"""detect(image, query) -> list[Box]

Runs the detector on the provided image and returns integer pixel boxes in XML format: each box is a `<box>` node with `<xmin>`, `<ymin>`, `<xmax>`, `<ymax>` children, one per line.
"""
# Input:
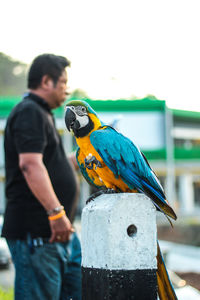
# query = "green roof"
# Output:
<box><xmin>143</xmin><ymin>149</ymin><xmax>166</xmax><ymax>160</ymax></box>
<box><xmin>73</xmin><ymin>98</ymin><xmax>166</xmax><ymax>112</ymax></box>
<box><xmin>174</xmin><ymin>147</ymin><xmax>200</xmax><ymax>160</ymax></box>
<box><xmin>0</xmin><ymin>96</ymin><xmax>21</xmax><ymax>118</ymax></box>
<box><xmin>172</xmin><ymin>108</ymin><xmax>200</xmax><ymax>121</ymax></box>
<box><xmin>0</xmin><ymin>96</ymin><xmax>65</xmax><ymax>118</ymax></box>
<box><xmin>1</xmin><ymin>96</ymin><xmax>200</xmax><ymax>122</ymax></box>
<box><xmin>0</xmin><ymin>97</ymin><xmax>166</xmax><ymax>118</ymax></box>
<box><xmin>144</xmin><ymin>147</ymin><xmax>200</xmax><ymax>161</ymax></box>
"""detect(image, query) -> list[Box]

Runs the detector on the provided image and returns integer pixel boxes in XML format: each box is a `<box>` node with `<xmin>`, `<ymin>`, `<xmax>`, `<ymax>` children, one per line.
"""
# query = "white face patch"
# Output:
<box><xmin>76</xmin><ymin>114</ymin><xmax>89</xmax><ymax>128</ymax></box>
<box><xmin>65</xmin><ymin>106</ymin><xmax>90</xmax><ymax>130</ymax></box>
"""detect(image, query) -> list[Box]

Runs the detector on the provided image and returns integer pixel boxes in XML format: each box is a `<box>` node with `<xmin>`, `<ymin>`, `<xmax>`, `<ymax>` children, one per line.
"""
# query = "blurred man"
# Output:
<box><xmin>2</xmin><ymin>54</ymin><xmax>81</xmax><ymax>300</ymax></box>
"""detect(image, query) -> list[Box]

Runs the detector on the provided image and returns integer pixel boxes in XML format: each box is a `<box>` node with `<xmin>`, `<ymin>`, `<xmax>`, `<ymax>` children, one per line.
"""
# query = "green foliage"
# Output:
<box><xmin>0</xmin><ymin>287</ymin><xmax>14</xmax><ymax>300</ymax></box>
<box><xmin>69</xmin><ymin>88</ymin><xmax>89</xmax><ymax>100</ymax></box>
<box><xmin>0</xmin><ymin>52</ymin><xmax>27</xmax><ymax>96</ymax></box>
<box><xmin>145</xmin><ymin>94</ymin><xmax>158</xmax><ymax>100</ymax></box>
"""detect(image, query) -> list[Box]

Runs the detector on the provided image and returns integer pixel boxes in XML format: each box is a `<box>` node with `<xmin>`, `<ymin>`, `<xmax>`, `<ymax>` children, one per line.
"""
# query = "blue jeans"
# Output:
<box><xmin>7</xmin><ymin>232</ymin><xmax>82</xmax><ymax>300</ymax></box>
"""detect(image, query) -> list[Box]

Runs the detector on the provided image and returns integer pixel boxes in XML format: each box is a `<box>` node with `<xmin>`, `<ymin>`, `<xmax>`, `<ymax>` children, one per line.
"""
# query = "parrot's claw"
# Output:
<box><xmin>86</xmin><ymin>188</ymin><xmax>118</xmax><ymax>204</ymax></box>
<box><xmin>85</xmin><ymin>156</ymin><xmax>103</xmax><ymax>170</ymax></box>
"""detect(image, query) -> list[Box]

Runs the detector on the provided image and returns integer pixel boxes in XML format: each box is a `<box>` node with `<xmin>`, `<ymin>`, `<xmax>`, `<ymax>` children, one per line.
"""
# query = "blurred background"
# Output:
<box><xmin>1</xmin><ymin>0</ymin><xmax>200</xmax><ymax>298</ymax></box>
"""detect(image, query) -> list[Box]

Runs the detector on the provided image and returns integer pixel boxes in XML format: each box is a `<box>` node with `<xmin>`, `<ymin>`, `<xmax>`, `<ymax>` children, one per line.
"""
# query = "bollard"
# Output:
<box><xmin>81</xmin><ymin>193</ymin><xmax>157</xmax><ymax>300</ymax></box>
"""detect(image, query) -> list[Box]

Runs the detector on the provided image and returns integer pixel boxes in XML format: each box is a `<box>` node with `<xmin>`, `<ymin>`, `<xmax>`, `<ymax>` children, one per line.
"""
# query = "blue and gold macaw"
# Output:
<box><xmin>65</xmin><ymin>100</ymin><xmax>177</xmax><ymax>300</ymax></box>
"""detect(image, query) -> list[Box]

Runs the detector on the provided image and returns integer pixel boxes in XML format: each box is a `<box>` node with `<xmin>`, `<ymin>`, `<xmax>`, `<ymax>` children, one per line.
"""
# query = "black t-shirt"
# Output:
<box><xmin>2</xmin><ymin>93</ymin><xmax>78</xmax><ymax>239</ymax></box>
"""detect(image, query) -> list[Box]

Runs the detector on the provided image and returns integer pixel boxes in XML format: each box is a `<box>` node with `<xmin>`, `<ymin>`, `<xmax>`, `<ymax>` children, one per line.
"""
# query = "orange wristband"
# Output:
<box><xmin>48</xmin><ymin>210</ymin><xmax>66</xmax><ymax>221</ymax></box>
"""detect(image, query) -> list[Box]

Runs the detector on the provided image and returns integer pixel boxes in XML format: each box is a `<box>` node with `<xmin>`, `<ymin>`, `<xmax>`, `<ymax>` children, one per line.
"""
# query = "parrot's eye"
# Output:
<box><xmin>81</xmin><ymin>107</ymin><xmax>86</xmax><ymax>113</ymax></box>
<box><xmin>75</xmin><ymin>105</ymin><xmax>87</xmax><ymax>116</ymax></box>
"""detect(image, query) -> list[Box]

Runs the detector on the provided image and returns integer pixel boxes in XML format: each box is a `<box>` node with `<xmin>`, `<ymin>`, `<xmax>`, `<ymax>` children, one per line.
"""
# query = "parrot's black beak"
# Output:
<box><xmin>65</xmin><ymin>108</ymin><xmax>76</xmax><ymax>131</ymax></box>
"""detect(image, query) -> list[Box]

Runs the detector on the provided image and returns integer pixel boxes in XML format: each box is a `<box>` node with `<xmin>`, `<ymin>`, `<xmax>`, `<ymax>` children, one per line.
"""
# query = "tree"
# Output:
<box><xmin>145</xmin><ymin>94</ymin><xmax>158</xmax><ymax>100</ymax></box>
<box><xmin>69</xmin><ymin>88</ymin><xmax>90</xmax><ymax>100</ymax></box>
<box><xmin>0</xmin><ymin>52</ymin><xmax>27</xmax><ymax>96</ymax></box>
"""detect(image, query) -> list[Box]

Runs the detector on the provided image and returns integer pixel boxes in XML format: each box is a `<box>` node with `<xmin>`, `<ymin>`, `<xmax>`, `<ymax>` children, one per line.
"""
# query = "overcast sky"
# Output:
<box><xmin>1</xmin><ymin>0</ymin><xmax>200</xmax><ymax>111</ymax></box>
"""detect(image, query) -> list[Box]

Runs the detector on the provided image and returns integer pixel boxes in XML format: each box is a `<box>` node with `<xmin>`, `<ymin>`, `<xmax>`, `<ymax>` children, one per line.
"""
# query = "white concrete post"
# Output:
<box><xmin>81</xmin><ymin>193</ymin><xmax>157</xmax><ymax>300</ymax></box>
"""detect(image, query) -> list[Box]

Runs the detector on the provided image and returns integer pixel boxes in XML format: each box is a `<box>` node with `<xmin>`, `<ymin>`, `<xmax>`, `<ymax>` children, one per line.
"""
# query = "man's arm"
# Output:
<box><xmin>19</xmin><ymin>153</ymin><xmax>74</xmax><ymax>243</ymax></box>
<box><xmin>68</xmin><ymin>152</ymin><xmax>79</xmax><ymax>170</ymax></box>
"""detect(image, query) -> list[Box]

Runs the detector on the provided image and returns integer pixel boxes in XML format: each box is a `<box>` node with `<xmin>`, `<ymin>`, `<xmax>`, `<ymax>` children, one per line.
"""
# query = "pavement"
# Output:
<box><xmin>0</xmin><ymin>263</ymin><xmax>14</xmax><ymax>289</ymax></box>
<box><xmin>159</xmin><ymin>240</ymin><xmax>200</xmax><ymax>273</ymax></box>
<box><xmin>175</xmin><ymin>285</ymin><xmax>200</xmax><ymax>300</ymax></box>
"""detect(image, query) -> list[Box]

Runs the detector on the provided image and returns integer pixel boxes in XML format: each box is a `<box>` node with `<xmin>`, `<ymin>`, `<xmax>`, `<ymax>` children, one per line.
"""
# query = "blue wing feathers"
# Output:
<box><xmin>90</xmin><ymin>127</ymin><xmax>174</xmax><ymax>217</ymax></box>
<box><xmin>90</xmin><ymin>127</ymin><xmax>164</xmax><ymax>195</ymax></box>
<box><xmin>90</xmin><ymin>126</ymin><xmax>177</xmax><ymax>220</ymax></box>
<box><xmin>98</xmin><ymin>148</ymin><xmax>119</xmax><ymax>177</ymax></box>
<box><xmin>141</xmin><ymin>179</ymin><xmax>166</xmax><ymax>205</ymax></box>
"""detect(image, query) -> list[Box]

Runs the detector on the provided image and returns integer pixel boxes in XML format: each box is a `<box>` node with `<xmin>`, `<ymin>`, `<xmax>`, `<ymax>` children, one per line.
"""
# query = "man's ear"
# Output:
<box><xmin>41</xmin><ymin>75</ymin><xmax>54</xmax><ymax>90</ymax></box>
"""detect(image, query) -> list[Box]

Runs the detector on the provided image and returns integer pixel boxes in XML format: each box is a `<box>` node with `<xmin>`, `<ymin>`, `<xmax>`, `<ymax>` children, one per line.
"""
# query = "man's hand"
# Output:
<box><xmin>49</xmin><ymin>214</ymin><xmax>75</xmax><ymax>243</ymax></box>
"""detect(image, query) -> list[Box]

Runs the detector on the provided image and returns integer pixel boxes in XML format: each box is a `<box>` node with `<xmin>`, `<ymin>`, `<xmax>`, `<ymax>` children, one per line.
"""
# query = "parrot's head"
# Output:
<box><xmin>65</xmin><ymin>100</ymin><xmax>102</xmax><ymax>138</ymax></box>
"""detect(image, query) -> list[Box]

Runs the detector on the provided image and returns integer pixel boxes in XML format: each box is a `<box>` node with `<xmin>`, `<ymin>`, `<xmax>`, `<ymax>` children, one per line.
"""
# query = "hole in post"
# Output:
<box><xmin>127</xmin><ymin>224</ymin><xmax>137</xmax><ymax>237</ymax></box>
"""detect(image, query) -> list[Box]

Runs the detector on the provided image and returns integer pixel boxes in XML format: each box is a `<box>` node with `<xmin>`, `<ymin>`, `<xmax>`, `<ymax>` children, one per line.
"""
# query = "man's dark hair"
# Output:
<box><xmin>28</xmin><ymin>54</ymin><xmax>71</xmax><ymax>89</ymax></box>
